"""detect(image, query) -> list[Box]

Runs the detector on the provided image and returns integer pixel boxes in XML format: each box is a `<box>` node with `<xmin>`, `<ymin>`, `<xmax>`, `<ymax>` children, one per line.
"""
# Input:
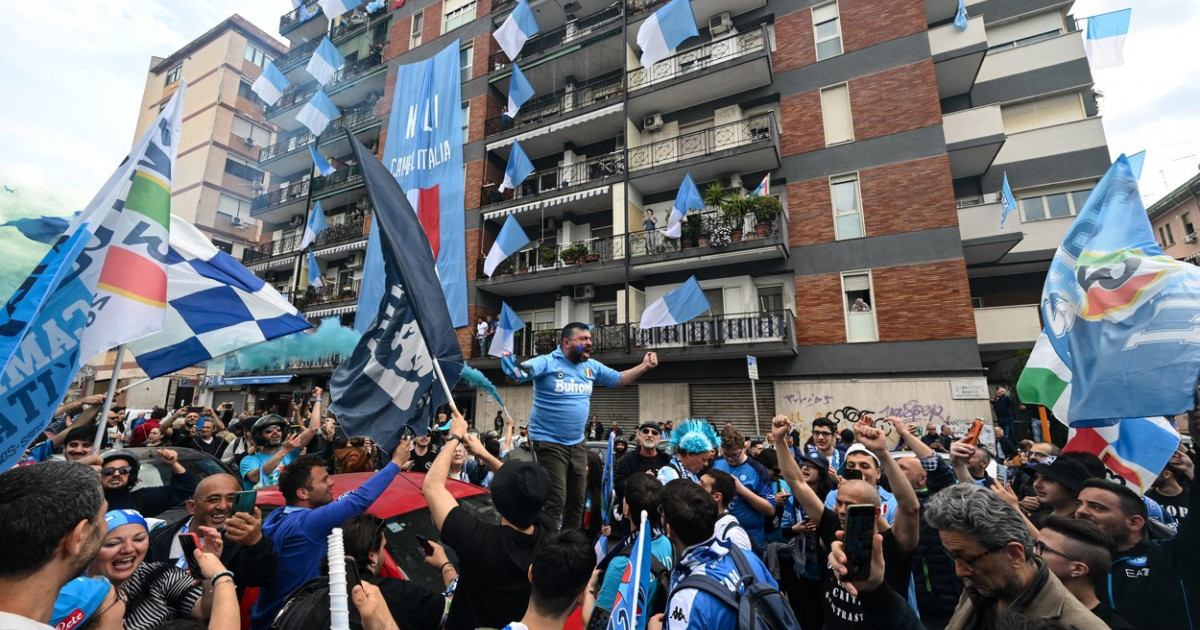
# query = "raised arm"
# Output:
<box><xmin>617</xmin><ymin>352</ymin><xmax>657</xmax><ymax>387</ymax></box>
<box><xmin>857</xmin><ymin>418</ymin><xmax>919</xmax><ymax>554</ymax></box>
<box><xmin>948</xmin><ymin>440</ymin><xmax>975</xmax><ymax>485</ymax></box>
<box><xmin>771</xmin><ymin>415</ymin><xmax>825</xmax><ymax>526</ymax></box>
<box><xmin>292</xmin><ymin>386</ymin><xmax>325</xmax><ymax>452</ymax></box>
<box><xmin>501</xmin><ymin>413</ymin><xmax>515</xmax><ymax>453</ymax></box>
<box><xmin>886</xmin><ymin>417</ymin><xmax>934</xmax><ymax>459</ymax></box>
<box><xmin>423</xmin><ymin>411</ymin><xmax>469</xmax><ymax>532</ymax></box>
<box><xmin>462</xmin><ymin>433</ymin><xmax>503</xmax><ymax>472</ymax></box>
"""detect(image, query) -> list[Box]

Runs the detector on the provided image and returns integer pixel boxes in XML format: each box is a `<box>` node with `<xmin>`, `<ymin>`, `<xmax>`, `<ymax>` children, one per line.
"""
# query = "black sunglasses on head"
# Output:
<box><xmin>101</xmin><ymin>466</ymin><xmax>133</xmax><ymax>476</ymax></box>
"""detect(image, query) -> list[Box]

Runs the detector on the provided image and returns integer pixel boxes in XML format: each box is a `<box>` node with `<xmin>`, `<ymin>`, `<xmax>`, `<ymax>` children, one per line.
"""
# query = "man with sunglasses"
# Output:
<box><xmin>99</xmin><ymin>448</ymin><xmax>197</xmax><ymax>518</ymax></box>
<box><xmin>612</xmin><ymin>422</ymin><xmax>671</xmax><ymax>513</ymax></box>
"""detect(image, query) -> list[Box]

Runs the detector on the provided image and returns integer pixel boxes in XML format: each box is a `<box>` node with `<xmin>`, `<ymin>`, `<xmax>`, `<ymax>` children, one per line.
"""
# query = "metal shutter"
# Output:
<box><xmin>689</xmin><ymin>382</ymin><xmax>775</xmax><ymax>437</ymax></box>
<box><xmin>211</xmin><ymin>392</ymin><xmax>246</xmax><ymax>415</ymax></box>
<box><xmin>588</xmin><ymin>387</ymin><xmax>641</xmax><ymax>428</ymax></box>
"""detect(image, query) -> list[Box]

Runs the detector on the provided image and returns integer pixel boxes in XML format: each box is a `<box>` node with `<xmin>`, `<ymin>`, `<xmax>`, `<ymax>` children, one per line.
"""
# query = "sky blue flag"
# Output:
<box><xmin>954</xmin><ymin>0</ymin><xmax>968</xmax><ymax>29</ymax></box>
<box><xmin>296</xmin><ymin>88</ymin><xmax>341</xmax><ymax>137</ymax></box>
<box><xmin>1</xmin><ymin>215</ymin><xmax>71</xmax><ymax>244</ymax></box>
<box><xmin>1126</xmin><ymin>150</ymin><xmax>1146</xmax><ymax>179</ymax></box>
<box><xmin>309</xmin><ymin>145</ymin><xmax>336</xmax><ymax>176</ymax></box>
<box><xmin>251</xmin><ymin>61</ymin><xmax>290</xmax><ymax>105</ymax></box>
<box><xmin>307</xmin><ymin>36</ymin><xmax>346</xmax><ymax>85</ymax></box>
<box><xmin>661</xmin><ymin>173</ymin><xmax>705</xmax><ymax>238</ymax></box>
<box><xmin>606</xmin><ymin>512</ymin><xmax>653</xmax><ymax>630</ymax></box>
<box><xmin>483</xmin><ymin>214</ymin><xmax>531</xmax><ymax>277</ymax></box>
<box><xmin>488</xmin><ymin>302</ymin><xmax>527</xmax><ymax>357</ymax></box>
<box><xmin>508</xmin><ymin>63</ymin><xmax>535</xmax><ymax>115</ymax></box>
<box><xmin>308</xmin><ymin>250</ymin><xmax>325</xmax><ymax>288</ymax></box>
<box><xmin>299</xmin><ymin>200</ymin><xmax>329</xmax><ymax>250</ymax></box>
<box><xmin>601</xmin><ymin>432</ymin><xmax>615</xmax><ymax>526</ymax></box>
<box><xmin>1085</xmin><ymin>8</ymin><xmax>1131</xmax><ymax>69</ymax></box>
<box><xmin>331</xmin><ymin>130</ymin><xmax>463</xmax><ymax>446</ymax></box>
<box><xmin>999</xmin><ymin>172</ymin><xmax>1017</xmax><ymax>229</ymax></box>
<box><xmin>500</xmin><ymin>141</ymin><xmax>535</xmax><ymax>192</ymax></box>
<box><xmin>639</xmin><ymin>276</ymin><xmax>711</xmax><ymax>328</ymax></box>
<box><xmin>1038</xmin><ymin>154</ymin><xmax>1200</xmax><ymax>424</ymax></box>
<box><xmin>637</xmin><ymin>0</ymin><xmax>700</xmax><ymax>69</ymax></box>
<box><xmin>494</xmin><ymin>0</ymin><xmax>541</xmax><ymax>61</ymax></box>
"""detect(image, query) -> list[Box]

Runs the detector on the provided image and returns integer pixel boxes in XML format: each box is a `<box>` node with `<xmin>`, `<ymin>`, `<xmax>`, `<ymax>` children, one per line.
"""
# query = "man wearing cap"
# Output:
<box><xmin>822</xmin><ymin>442</ymin><xmax>900</xmax><ymax>525</ymax></box>
<box><xmin>613</xmin><ymin>422</ymin><xmax>671</xmax><ymax>511</ymax></box>
<box><xmin>100</xmin><ymin>448</ymin><xmax>197</xmax><ymax>519</ymax></box>
<box><xmin>1026</xmin><ymin>456</ymin><xmax>1092</xmax><ymax>527</ymax></box>
<box><xmin>501</xmin><ymin>322</ymin><xmax>657</xmax><ymax>529</ymax></box>
<box><xmin>424</xmin><ymin>410</ymin><xmax>551</xmax><ymax>630</ymax></box>
<box><xmin>50</xmin><ymin>577</ymin><xmax>124</xmax><ymax>630</ymax></box>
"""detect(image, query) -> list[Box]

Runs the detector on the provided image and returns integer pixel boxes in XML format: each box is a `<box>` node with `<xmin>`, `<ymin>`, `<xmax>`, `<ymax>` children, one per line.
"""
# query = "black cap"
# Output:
<box><xmin>637</xmin><ymin>422</ymin><xmax>660</xmax><ymax>433</ymax></box>
<box><xmin>1031</xmin><ymin>457</ymin><xmax>1093</xmax><ymax>495</ymax></box>
<box><xmin>490</xmin><ymin>461</ymin><xmax>550</xmax><ymax>528</ymax></box>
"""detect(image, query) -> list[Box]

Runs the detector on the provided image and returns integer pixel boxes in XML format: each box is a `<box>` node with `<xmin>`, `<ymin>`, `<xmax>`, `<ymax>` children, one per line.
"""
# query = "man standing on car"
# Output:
<box><xmin>99</xmin><ymin>447</ymin><xmax>197</xmax><ymax>519</ymax></box>
<box><xmin>502</xmin><ymin>322</ymin><xmax>657</xmax><ymax>528</ymax></box>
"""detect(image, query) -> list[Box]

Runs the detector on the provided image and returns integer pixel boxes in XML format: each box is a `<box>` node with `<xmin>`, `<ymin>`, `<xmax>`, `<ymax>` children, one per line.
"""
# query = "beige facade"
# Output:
<box><xmin>1148</xmin><ymin>172</ymin><xmax>1200</xmax><ymax>263</ymax></box>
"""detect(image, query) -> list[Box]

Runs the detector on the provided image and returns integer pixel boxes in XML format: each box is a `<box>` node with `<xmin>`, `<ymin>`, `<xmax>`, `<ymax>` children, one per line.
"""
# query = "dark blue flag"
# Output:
<box><xmin>330</xmin><ymin>131</ymin><xmax>463</xmax><ymax>449</ymax></box>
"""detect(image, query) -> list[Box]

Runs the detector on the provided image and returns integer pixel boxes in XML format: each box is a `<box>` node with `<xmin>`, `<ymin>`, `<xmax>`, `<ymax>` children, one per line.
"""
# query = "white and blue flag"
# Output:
<box><xmin>307</xmin><ymin>250</ymin><xmax>325</xmax><ymax>288</ymax></box>
<box><xmin>299</xmin><ymin>201</ymin><xmax>329</xmax><ymax>250</ymax></box>
<box><xmin>954</xmin><ymin>0</ymin><xmax>968</xmax><ymax>29</ymax></box>
<box><xmin>488</xmin><ymin>302</ymin><xmax>526</xmax><ymax>357</ymax></box>
<box><xmin>309</xmin><ymin>146</ymin><xmax>337</xmax><ymax>176</ymax></box>
<box><xmin>499</xmin><ymin>141</ymin><xmax>534</xmax><ymax>192</ymax></box>
<box><xmin>508</xmin><ymin>63</ymin><xmax>535</xmax><ymax>115</ymax></box>
<box><xmin>640</xmin><ymin>276</ymin><xmax>710</xmax><ymax>329</ymax></box>
<box><xmin>318</xmin><ymin>0</ymin><xmax>361</xmax><ymax>20</ymax></box>
<box><xmin>484</xmin><ymin>215</ymin><xmax>531</xmax><ymax>277</ymax></box>
<box><xmin>494</xmin><ymin>0</ymin><xmax>540</xmax><ymax>61</ymax></box>
<box><xmin>251</xmin><ymin>61</ymin><xmax>290</xmax><ymax>106</ymax></box>
<box><xmin>126</xmin><ymin>215</ymin><xmax>311</xmax><ymax>379</ymax></box>
<box><xmin>307</xmin><ymin>37</ymin><xmax>346</xmax><ymax>85</ymax></box>
<box><xmin>661</xmin><ymin>173</ymin><xmax>704</xmax><ymax>238</ymax></box>
<box><xmin>296</xmin><ymin>88</ymin><xmax>340</xmax><ymax>137</ymax></box>
<box><xmin>1085</xmin><ymin>8</ymin><xmax>1131</xmax><ymax>69</ymax></box>
<box><xmin>999</xmin><ymin>172</ymin><xmax>1017</xmax><ymax>229</ymax></box>
<box><xmin>1126</xmin><ymin>150</ymin><xmax>1146</xmax><ymax>179</ymax></box>
<box><xmin>636</xmin><ymin>0</ymin><xmax>699</xmax><ymax>69</ymax></box>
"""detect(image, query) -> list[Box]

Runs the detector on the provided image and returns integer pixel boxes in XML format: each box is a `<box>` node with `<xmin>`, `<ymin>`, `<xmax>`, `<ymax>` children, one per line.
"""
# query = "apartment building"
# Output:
<box><xmin>1148</xmin><ymin>171</ymin><xmax>1200</xmax><ymax>264</ymax></box>
<box><xmin>212</xmin><ymin>0</ymin><xmax>1112</xmax><ymax>437</ymax></box>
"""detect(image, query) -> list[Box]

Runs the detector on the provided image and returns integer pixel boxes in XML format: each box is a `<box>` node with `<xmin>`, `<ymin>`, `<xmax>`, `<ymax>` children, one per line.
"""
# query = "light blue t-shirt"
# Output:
<box><xmin>240</xmin><ymin>450</ymin><xmax>299</xmax><ymax>489</ymax></box>
<box><xmin>712</xmin><ymin>457</ymin><xmax>775</xmax><ymax>546</ymax></box>
<box><xmin>596</xmin><ymin>533</ymin><xmax>674</xmax><ymax>613</ymax></box>
<box><xmin>520</xmin><ymin>348</ymin><xmax>620</xmax><ymax>445</ymax></box>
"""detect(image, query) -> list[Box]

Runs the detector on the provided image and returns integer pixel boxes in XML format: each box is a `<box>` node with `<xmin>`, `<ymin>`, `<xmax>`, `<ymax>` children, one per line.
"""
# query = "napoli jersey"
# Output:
<box><xmin>521</xmin><ymin>348</ymin><xmax>620</xmax><ymax>445</ymax></box>
<box><xmin>711</xmin><ymin>457</ymin><xmax>775</xmax><ymax>546</ymax></box>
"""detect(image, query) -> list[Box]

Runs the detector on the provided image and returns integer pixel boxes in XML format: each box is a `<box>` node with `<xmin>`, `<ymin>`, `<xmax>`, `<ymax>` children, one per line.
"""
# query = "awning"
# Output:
<box><xmin>205</xmin><ymin>374</ymin><xmax>295</xmax><ymax>386</ymax></box>
<box><xmin>486</xmin><ymin>103</ymin><xmax>623</xmax><ymax>152</ymax></box>
<box><xmin>483</xmin><ymin>185</ymin><xmax>611</xmax><ymax>220</ymax></box>
<box><xmin>247</xmin><ymin>257</ymin><xmax>295</xmax><ymax>273</ymax></box>
<box><xmin>314</xmin><ymin>240</ymin><xmax>367</xmax><ymax>257</ymax></box>
<box><xmin>306</xmin><ymin>304</ymin><xmax>357</xmax><ymax>318</ymax></box>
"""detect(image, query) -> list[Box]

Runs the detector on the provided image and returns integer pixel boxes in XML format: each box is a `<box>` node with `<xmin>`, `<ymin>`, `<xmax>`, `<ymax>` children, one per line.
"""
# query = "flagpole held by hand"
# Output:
<box><xmin>92</xmin><ymin>344</ymin><xmax>126</xmax><ymax>454</ymax></box>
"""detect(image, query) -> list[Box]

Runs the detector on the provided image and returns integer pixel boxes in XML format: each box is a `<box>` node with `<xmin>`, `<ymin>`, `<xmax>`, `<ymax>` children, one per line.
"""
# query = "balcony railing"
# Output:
<box><xmin>628</xmin><ymin>114</ymin><xmax>774</xmax><ymax>172</ymax></box>
<box><xmin>485</xmin><ymin>73</ymin><xmax>624</xmax><ymax>136</ymax></box>
<box><xmin>280</xmin><ymin>0</ymin><xmax>322</xmax><ymax>34</ymax></box>
<box><xmin>628</xmin><ymin>28</ymin><xmax>766</xmax><ymax>90</ymax></box>
<box><xmin>627</xmin><ymin>0</ymin><xmax>673</xmax><ymax>18</ymax></box>
<box><xmin>627</xmin><ymin>209</ymin><xmax>784</xmax><ymax>256</ymax></box>
<box><xmin>477</xmin><ymin>233</ymin><xmax>624</xmax><ymax>279</ymax></box>
<box><xmin>276</xmin><ymin>8</ymin><xmax>382</xmax><ymax>67</ymax></box>
<box><xmin>295</xmin><ymin>279</ymin><xmax>361</xmax><ymax>309</ymax></box>
<box><xmin>488</xmin><ymin>3</ymin><xmax>622</xmax><ymax>70</ymax></box>
<box><xmin>251</xmin><ymin>179</ymin><xmax>310</xmax><ymax>212</ymax></box>
<box><xmin>227</xmin><ymin>354</ymin><xmax>346</xmax><ymax>376</ymax></box>
<box><xmin>481</xmin><ymin>150</ymin><xmax>623</xmax><ymax>207</ymax></box>
<box><xmin>265</xmin><ymin>53</ymin><xmax>385</xmax><ymax>116</ymax></box>
<box><xmin>313</xmin><ymin>164</ymin><xmax>363</xmax><ymax>195</ymax></box>
<box><xmin>241</xmin><ymin>217</ymin><xmax>368</xmax><ymax>264</ymax></box>
<box><xmin>274</xmin><ymin>37</ymin><xmax>322</xmax><ymax>70</ymax></box>
<box><xmin>259</xmin><ymin>105</ymin><xmax>380</xmax><ymax>162</ymax></box>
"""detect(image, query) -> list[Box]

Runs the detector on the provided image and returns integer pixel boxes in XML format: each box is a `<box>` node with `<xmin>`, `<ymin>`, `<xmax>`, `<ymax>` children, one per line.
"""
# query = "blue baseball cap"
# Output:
<box><xmin>51</xmin><ymin>577</ymin><xmax>111</xmax><ymax>630</ymax></box>
<box><xmin>104</xmin><ymin>509</ymin><xmax>148</xmax><ymax>533</ymax></box>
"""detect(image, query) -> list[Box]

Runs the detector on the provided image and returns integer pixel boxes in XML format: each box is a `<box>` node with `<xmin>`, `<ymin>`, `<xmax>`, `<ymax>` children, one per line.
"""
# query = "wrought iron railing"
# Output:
<box><xmin>477</xmin><ymin>233</ymin><xmax>625</xmax><ymax>279</ymax></box>
<box><xmin>265</xmin><ymin>54</ymin><xmax>385</xmax><ymax>116</ymax></box>
<box><xmin>258</xmin><ymin>105</ymin><xmax>379</xmax><ymax>163</ymax></box>
<box><xmin>488</xmin><ymin>3</ymin><xmax>622</xmax><ymax>70</ymax></box>
<box><xmin>294</xmin><ymin>279</ymin><xmax>361</xmax><ymax>309</ymax></box>
<box><xmin>627</xmin><ymin>0</ymin><xmax>672</xmax><ymax>18</ymax></box>
<box><xmin>251</xmin><ymin>179</ymin><xmax>310</xmax><ymax>212</ymax></box>
<box><xmin>485</xmin><ymin>73</ymin><xmax>624</xmax><ymax>137</ymax></box>
<box><xmin>280</xmin><ymin>0</ymin><xmax>323</xmax><ymax>34</ymax></box>
<box><xmin>628</xmin><ymin>28</ymin><xmax>767</xmax><ymax>90</ymax></box>
<box><xmin>226</xmin><ymin>354</ymin><xmax>346</xmax><ymax>376</ymax></box>
<box><xmin>313</xmin><ymin>164</ymin><xmax>363</xmax><ymax>194</ymax></box>
<box><xmin>627</xmin><ymin>114</ymin><xmax>774</xmax><ymax>172</ymax></box>
<box><xmin>273</xmin><ymin>38</ymin><xmax>322</xmax><ymax>70</ymax></box>
<box><xmin>481</xmin><ymin>150</ymin><xmax>623</xmax><ymax>207</ymax></box>
<box><xmin>241</xmin><ymin>217</ymin><xmax>368</xmax><ymax>264</ymax></box>
<box><xmin>628</xmin><ymin>210</ymin><xmax>785</xmax><ymax>256</ymax></box>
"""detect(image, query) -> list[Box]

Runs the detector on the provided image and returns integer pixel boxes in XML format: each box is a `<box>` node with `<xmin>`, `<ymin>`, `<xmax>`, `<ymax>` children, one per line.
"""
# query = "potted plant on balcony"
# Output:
<box><xmin>702</xmin><ymin>181</ymin><xmax>732</xmax><ymax>212</ymax></box>
<box><xmin>681</xmin><ymin>214</ymin><xmax>701</xmax><ymax>248</ymax></box>
<box><xmin>496</xmin><ymin>258</ymin><xmax>515</xmax><ymax>276</ymax></box>
<box><xmin>539</xmin><ymin>246</ymin><xmax>558</xmax><ymax>267</ymax></box>
<box><xmin>581</xmin><ymin>247</ymin><xmax>600</xmax><ymax>264</ymax></box>
<box><xmin>560</xmin><ymin>244</ymin><xmax>588</xmax><ymax>264</ymax></box>
<box><xmin>721</xmin><ymin>195</ymin><xmax>751</xmax><ymax>241</ymax></box>
<box><xmin>752</xmin><ymin>195</ymin><xmax>783</xmax><ymax>237</ymax></box>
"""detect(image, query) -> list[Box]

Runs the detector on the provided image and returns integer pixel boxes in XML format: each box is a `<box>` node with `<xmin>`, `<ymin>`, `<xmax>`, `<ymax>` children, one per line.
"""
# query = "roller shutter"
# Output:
<box><xmin>689</xmin><ymin>382</ymin><xmax>775</xmax><ymax>437</ymax></box>
<box><xmin>588</xmin><ymin>387</ymin><xmax>641</xmax><ymax>429</ymax></box>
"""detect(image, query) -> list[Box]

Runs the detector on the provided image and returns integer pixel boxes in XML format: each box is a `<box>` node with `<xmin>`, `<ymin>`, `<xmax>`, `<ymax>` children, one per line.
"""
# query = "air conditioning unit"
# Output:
<box><xmin>243</xmin><ymin>136</ymin><xmax>256</xmax><ymax>147</ymax></box>
<box><xmin>544</xmin><ymin>216</ymin><xmax>557</xmax><ymax>232</ymax></box>
<box><xmin>643</xmin><ymin>113</ymin><xmax>664</xmax><ymax>132</ymax></box>
<box><xmin>1186</xmin><ymin>233</ymin><xmax>1197</xmax><ymax>244</ymax></box>
<box><xmin>573</xmin><ymin>284</ymin><xmax>595</xmax><ymax>301</ymax></box>
<box><xmin>709</xmin><ymin>12</ymin><xmax>733</xmax><ymax>36</ymax></box>
<box><xmin>290</xmin><ymin>215</ymin><xmax>304</xmax><ymax>227</ymax></box>
<box><xmin>230</xmin><ymin>215</ymin><xmax>245</xmax><ymax>227</ymax></box>
<box><xmin>347</xmin><ymin>252</ymin><xmax>364</xmax><ymax>269</ymax></box>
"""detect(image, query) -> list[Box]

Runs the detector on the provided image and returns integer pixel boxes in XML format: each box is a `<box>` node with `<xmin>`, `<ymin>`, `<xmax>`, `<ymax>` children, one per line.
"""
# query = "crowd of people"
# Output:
<box><xmin>1</xmin><ymin>324</ymin><xmax>1197</xmax><ymax>630</ymax></box>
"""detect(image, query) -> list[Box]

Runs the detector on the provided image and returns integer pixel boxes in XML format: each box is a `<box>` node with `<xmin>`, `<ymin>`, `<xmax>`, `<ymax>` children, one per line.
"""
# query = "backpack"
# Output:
<box><xmin>586</xmin><ymin>536</ymin><xmax>675</xmax><ymax>630</ymax></box>
<box><xmin>269</xmin><ymin>577</ymin><xmax>331</xmax><ymax>630</ymax></box>
<box><xmin>669</xmin><ymin>545</ymin><xmax>802</xmax><ymax>630</ymax></box>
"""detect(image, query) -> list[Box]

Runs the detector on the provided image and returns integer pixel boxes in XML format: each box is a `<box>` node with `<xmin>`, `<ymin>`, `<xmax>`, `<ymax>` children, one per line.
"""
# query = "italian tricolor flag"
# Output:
<box><xmin>1016</xmin><ymin>332</ymin><xmax>1072</xmax><ymax>422</ymax></box>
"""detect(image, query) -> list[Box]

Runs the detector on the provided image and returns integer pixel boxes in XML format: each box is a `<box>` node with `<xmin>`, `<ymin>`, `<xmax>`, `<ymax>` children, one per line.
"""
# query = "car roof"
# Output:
<box><xmin>256</xmin><ymin>472</ymin><xmax>489</xmax><ymax>518</ymax></box>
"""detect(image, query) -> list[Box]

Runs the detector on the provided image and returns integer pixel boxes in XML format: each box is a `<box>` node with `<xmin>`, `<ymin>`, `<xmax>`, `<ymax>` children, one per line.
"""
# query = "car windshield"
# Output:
<box><xmin>381</xmin><ymin>494</ymin><xmax>497</xmax><ymax>592</ymax></box>
<box><xmin>134</xmin><ymin>456</ymin><xmax>229</xmax><ymax>491</ymax></box>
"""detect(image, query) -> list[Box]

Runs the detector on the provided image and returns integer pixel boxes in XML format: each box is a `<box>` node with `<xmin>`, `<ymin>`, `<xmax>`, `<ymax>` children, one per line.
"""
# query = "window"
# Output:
<box><xmin>238</xmin><ymin>80</ymin><xmax>265</xmax><ymax>106</ymax></box>
<box><xmin>703</xmin><ymin>289</ymin><xmax>724</xmax><ymax>316</ymax></box>
<box><xmin>831</xmin><ymin>174</ymin><xmax>863</xmax><ymax>240</ymax></box>
<box><xmin>758</xmin><ymin>286</ymin><xmax>784</xmax><ymax>313</ymax></box>
<box><xmin>1045</xmin><ymin>193</ymin><xmax>1071</xmax><ymax>219</ymax></box>
<box><xmin>813</xmin><ymin>2</ymin><xmax>843</xmax><ymax>60</ymax></box>
<box><xmin>820</xmin><ymin>84</ymin><xmax>853</xmax><ymax>145</ymax></box>
<box><xmin>461</xmin><ymin>102</ymin><xmax>471</xmax><ymax>144</ymax></box>
<box><xmin>164</xmin><ymin>64</ymin><xmax>182</xmax><ymax>85</ymax></box>
<box><xmin>1001</xmin><ymin>93</ymin><xmax>1085</xmax><ymax>134</ymax></box>
<box><xmin>1021</xmin><ymin>187</ymin><xmax>1094</xmax><ymax>222</ymax></box>
<box><xmin>244</xmin><ymin>44</ymin><xmax>269</xmax><ymax>68</ymax></box>
<box><xmin>842</xmin><ymin>272</ymin><xmax>878</xmax><ymax>343</ymax></box>
<box><xmin>460</xmin><ymin>44</ymin><xmax>473</xmax><ymax>82</ymax></box>
<box><xmin>232</xmin><ymin>117</ymin><xmax>271</xmax><ymax>147</ymax></box>
<box><xmin>218</xmin><ymin>194</ymin><xmax>252</xmax><ymax>217</ymax></box>
<box><xmin>1184</xmin><ymin>213</ymin><xmax>1195</xmax><ymax>236</ymax></box>
<box><xmin>1165</xmin><ymin>223</ymin><xmax>1176</xmax><ymax>246</ymax></box>
<box><xmin>1070</xmin><ymin>190</ymin><xmax>1091</xmax><ymax>214</ymax></box>
<box><xmin>443</xmin><ymin>0</ymin><xmax>476</xmax><ymax>33</ymax></box>
<box><xmin>1159</xmin><ymin>226</ymin><xmax>1170</xmax><ymax>247</ymax></box>
<box><xmin>592</xmin><ymin>304</ymin><xmax>618</xmax><ymax>326</ymax></box>
<box><xmin>224</xmin><ymin>156</ymin><xmax>265</xmax><ymax>184</ymax></box>
<box><xmin>411</xmin><ymin>10</ymin><xmax>424</xmax><ymax>47</ymax></box>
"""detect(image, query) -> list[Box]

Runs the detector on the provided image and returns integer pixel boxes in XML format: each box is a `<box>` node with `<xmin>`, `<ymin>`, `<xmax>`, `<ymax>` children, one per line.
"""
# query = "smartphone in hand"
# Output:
<box><xmin>841</xmin><ymin>504</ymin><xmax>876</xmax><ymax>582</ymax></box>
<box><xmin>177</xmin><ymin>533</ymin><xmax>205</xmax><ymax>581</ymax></box>
<box><xmin>962</xmin><ymin>420</ymin><xmax>985</xmax><ymax>446</ymax></box>
<box><xmin>414</xmin><ymin>534</ymin><xmax>434</xmax><ymax>557</ymax></box>
<box><xmin>233</xmin><ymin>490</ymin><xmax>257</xmax><ymax>515</ymax></box>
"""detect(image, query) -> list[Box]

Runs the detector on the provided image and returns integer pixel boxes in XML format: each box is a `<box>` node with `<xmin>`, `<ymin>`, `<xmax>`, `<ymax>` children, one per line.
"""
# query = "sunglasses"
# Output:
<box><xmin>640</xmin><ymin>428</ymin><xmax>661</xmax><ymax>436</ymax></box>
<box><xmin>101</xmin><ymin>466</ymin><xmax>133</xmax><ymax>476</ymax></box>
<box><xmin>812</xmin><ymin>431</ymin><xmax>834</xmax><ymax>437</ymax></box>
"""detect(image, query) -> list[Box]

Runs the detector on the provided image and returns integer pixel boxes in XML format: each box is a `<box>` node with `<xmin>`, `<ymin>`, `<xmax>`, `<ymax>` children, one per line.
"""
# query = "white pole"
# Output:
<box><xmin>751</xmin><ymin>378</ymin><xmax>761</xmax><ymax>437</ymax></box>
<box><xmin>328</xmin><ymin>528</ymin><xmax>350</xmax><ymax>630</ymax></box>
<box><xmin>429</xmin><ymin>356</ymin><xmax>460</xmax><ymax>417</ymax></box>
<box><xmin>92</xmin><ymin>345</ymin><xmax>125</xmax><ymax>454</ymax></box>
<box><xmin>630</xmin><ymin>510</ymin><xmax>648</xmax><ymax>629</ymax></box>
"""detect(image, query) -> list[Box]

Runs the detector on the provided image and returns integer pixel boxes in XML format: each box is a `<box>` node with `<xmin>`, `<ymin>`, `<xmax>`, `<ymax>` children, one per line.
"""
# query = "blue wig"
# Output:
<box><xmin>670</xmin><ymin>419</ymin><xmax>719</xmax><ymax>454</ymax></box>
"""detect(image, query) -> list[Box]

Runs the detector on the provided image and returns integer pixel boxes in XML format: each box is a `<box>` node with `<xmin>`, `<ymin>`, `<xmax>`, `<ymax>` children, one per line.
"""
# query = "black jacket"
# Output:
<box><xmin>147</xmin><ymin>516</ymin><xmax>279</xmax><ymax>593</ymax></box>
<box><xmin>910</xmin><ymin>457</ymin><xmax>963</xmax><ymax>626</ymax></box>
<box><xmin>613</xmin><ymin>449</ymin><xmax>671</xmax><ymax>504</ymax></box>
<box><xmin>105</xmin><ymin>469</ymin><xmax>197</xmax><ymax>519</ymax></box>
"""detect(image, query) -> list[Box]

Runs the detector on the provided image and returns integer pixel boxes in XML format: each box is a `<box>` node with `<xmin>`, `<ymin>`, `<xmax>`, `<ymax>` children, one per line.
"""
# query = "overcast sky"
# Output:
<box><xmin>0</xmin><ymin>1</ymin><xmax>1195</xmax><ymax>299</ymax></box>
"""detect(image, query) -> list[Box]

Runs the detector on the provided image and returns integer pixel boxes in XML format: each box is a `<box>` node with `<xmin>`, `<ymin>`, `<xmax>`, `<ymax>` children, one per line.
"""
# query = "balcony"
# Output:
<box><xmin>476</xmin><ymin>234</ymin><xmax>627</xmax><ymax>297</ymax></box>
<box><xmin>280</xmin><ymin>0</ymin><xmax>326</xmax><ymax>42</ymax></box>
<box><xmin>488</xmin><ymin>3</ymin><xmax>622</xmax><ymax>72</ymax></box>
<box><xmin>250</xmin><ymin>179</ymin><xmax>310</xmax><ymax>221</ymax></box>
<box><xmin>485</xmin><ymin>74</ymin><xmax>625</xmax><ymax>138</ymax></box>
<box><xmin>628</xmin><ymin>114</ymin><xmax>778</xmax><ymax>192</ymax></box>
<box><xmin>975</xmin><ymin>32</ymin><xmax>1086</xmax><ymax>88</ymax></box>
<box><xmin>929</xmin><ymin>16</ymin><xmax>987</xmax><ymax>98</ymax></box>
<box><xmin>226</xmin><ymin>354</ymin><xmax>346</xmax><ymax>377</ymax></box>
<box><xmin>626</xmin><ymin>27</ymin><xmax>771</xmax><ymax>120</ymax></box>
<box><xmin>974</xmin><ymin>305</ymin><xmax>1040</xmax><ymax>350</ymax></box>
<box><xmin>942</xmin><ymin>104</ymin><xmax>1004</xmax><ymax>178</ymax></box>
<box><xmin>480</xmin><ymin>150</ymin><xmax>624</xmax><ymax>212</ymax></box>
<box><xmin>630</xmin><ymin>209</ymin><xmax>788</xmax><ymax>273</ymax></box>
<box><xmin>274</xmin><ymin>38</ymin><xmax>322</xmax><ymax>74</ymax></box>
<box><xmin>265</xmin><ymin>54</ymin><xmax>386</xmax><ymax>131</ymax></box>
<box><xmin>258</xmin><ymin>105</ymin><xmax>381</xmax><ymax>174</ymax></box>
<box><xmin>924</xmin><ymin>0</ymin><xmax>984</xmax><ymax>25</ymax></box>
<box><xmin>295</xmin><ymin>279</ymin><xmax>361</xmax><ymax>311</ymax></box>
<box><xmin>313</xmin><ymin>164</ymin><xmax>365</xmax><ymax>212</ymax></box>
<box><xmin>628</xmin><ymin>0</ymin><xmax>767</xmax><ymax>31</ymax></box>
<box><xmin>241</xmin><ymin>217</ymin><xmax>368</xmax><ymax>265</ymax></box>
<box><xmin>956</xmin><ymin>195</ymin><xmax>1021</xmax><ymax>266</ymax></box>
<box><xmin>989</xmin><ymin>117</ymin><xmax>1108</xmax><ymax>180</ymax></box>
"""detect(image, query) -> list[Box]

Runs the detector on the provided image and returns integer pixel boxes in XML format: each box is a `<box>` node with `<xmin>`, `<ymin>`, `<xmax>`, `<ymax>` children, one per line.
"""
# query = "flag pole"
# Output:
<box><xmin>631</xmin><ymin>510</ymin><xmax>648</xmax><ymax>628</ymax></box>
<box><xmin>92</xmin><ymin>344</ymin><xmax>126</xmax><ymax>454</ymax></box>
<box><xmin>430</xmin><ymin>357</ymin><xmax>461</xmax><ymax>417</ymax></box>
